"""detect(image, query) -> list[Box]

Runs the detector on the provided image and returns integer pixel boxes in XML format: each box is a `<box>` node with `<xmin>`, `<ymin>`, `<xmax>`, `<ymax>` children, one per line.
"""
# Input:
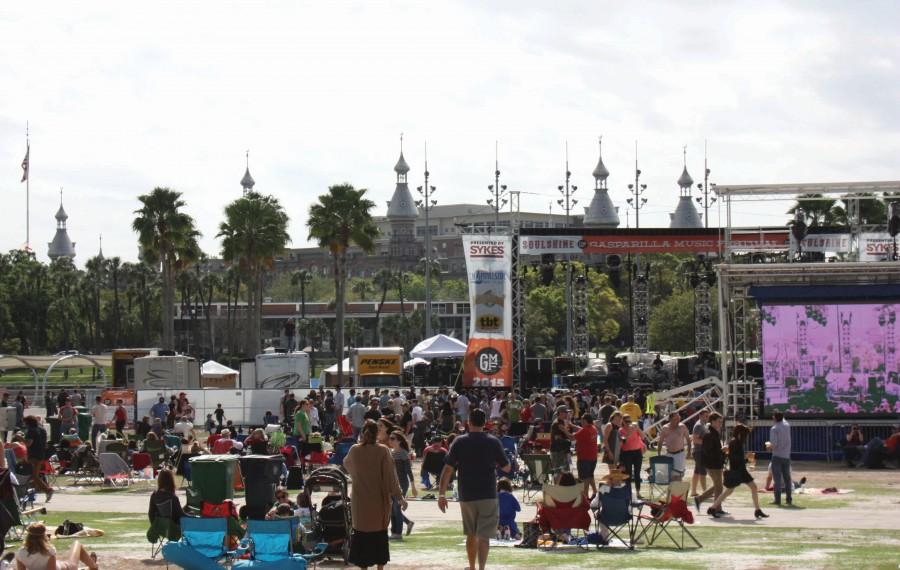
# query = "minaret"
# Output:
<box><xmin>240</xmin><ymin>150</ymin><xmax>255</xmax><ymax>195</ymax></box>
<box><xmin>669</xmin><ymin>146</ymin><xmax>702</xmax><ymax>228</ymax></box>
<box><xmin>386</xmin><ymin>135</ymin><xmax>419</xmax><ymax>268</ymax></box>
<box><xmin>47</xmin><ymin>188</ymin><xmax>76</xmax><ymax>260</ymax></box>
<box><xmin>583</xmin><ymin>137</ymin><xmax>620</xmax><ymax>228</ymax></box>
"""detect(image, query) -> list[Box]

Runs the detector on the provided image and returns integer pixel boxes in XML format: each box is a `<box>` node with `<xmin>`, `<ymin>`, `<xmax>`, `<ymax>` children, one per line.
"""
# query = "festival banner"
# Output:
<box><xmin>789</xmin><ymin>233</ymin><xmax>852</xmax><ymax>255</ymax></box>
<box><xmin>859</xmin><ymin>232</ymin><xmax>894</xmax><ymax>261</ymax></box>
<box><xmin>518</xmin><ymin>231</ymin><xmax>791</xmax><ymax>255</ymax></box>
<box><xmin>462</xmin><ymin>235</ymin><xmax>513</xmax><ymax>388</ymax></box>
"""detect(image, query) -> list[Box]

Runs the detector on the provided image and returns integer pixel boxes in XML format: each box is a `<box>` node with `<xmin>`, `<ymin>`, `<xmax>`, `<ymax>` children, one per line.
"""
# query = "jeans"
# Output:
<box><xmin>619</xmin><ymin>449</ymin><xmax>643</xmax><ymax>493</ymax></box>
<box><xmin>390</xmin><ymin>478</ymin><xmax>411</xmax><ymax>535</ymax></box>
<box><xmin>91</xmin><ymin>424</ymin><xmax>107</xmax><ymax>446</ymax></box>
<box><xmin>771</xmin><ymin>456</ymin><xmax>792</xmax><ymax>504</ymax></box>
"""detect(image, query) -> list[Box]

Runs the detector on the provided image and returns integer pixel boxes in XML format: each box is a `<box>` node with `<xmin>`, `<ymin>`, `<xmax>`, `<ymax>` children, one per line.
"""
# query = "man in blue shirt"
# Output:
<box><xmin>438</xmin><ymin>409</ymin><xmax>510</xmax><ymax>570</ymax></box>
<box><xmin>769</xmin><ymin>412</ymin><xmax>793</xmax><ymax>506</ymax></box>
<box><xmin>150</xmin><ymin>397</ymin><xmax>169</xmax><ymax>424</ymax></box>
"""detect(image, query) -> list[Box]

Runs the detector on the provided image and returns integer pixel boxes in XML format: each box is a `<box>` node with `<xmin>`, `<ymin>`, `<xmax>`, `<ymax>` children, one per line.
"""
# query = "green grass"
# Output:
<box><xmin>392</xmin><ymin>525</ymin><xmax>900</xmax><ymax>569</ymax></box>
<box><xmin>0</xmin><ymin>367</ymin><xmax>113</xmax><ymax>387</ymax></box>
<box><xmin>10</xmin><ymin>512</ymin><xmax>899</xmax><ymax>569</ymax></box>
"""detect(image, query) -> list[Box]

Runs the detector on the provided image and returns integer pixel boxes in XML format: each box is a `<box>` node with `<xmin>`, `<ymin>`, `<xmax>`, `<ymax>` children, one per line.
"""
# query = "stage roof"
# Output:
<box><xmin>713</xmin><ymin>180</ymin><xmax>900</xmax><ymax>197</ymax></box>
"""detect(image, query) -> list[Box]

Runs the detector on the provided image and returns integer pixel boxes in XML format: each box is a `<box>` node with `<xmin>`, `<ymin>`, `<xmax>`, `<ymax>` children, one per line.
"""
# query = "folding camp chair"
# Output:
<box><xmin>646</xmin><ymin>455</ymin><xmax>675</xmax><ymax>502</ymax></box>
<box><xmin>232</xmin><ymin>518</ymin><xmax>328</xmax><ymax>568</ymax></box>
<box><xmin>147</xmin><ymin>499</ymin><xmax>181</xmax><ymax>559</ymax></box>
<box><xmin>500</xmin><ymin>435</ymin><xmax>518</xmax><ymax>457</ymax></box>
<box><xmin>99</xmin><ymin>452</ymin><xmax>133</xmax><ymax>487</ymax></box>
<box><xmin>162</xmin><ymin>516</ymin><xmax>230</xmax><ymax>569</ymax></box>
<box><xmin>536</xmin><ymin>484</ymin><xmax>592</xmax><ymax>549</ymax></box>
<box><xmin>633</xmin><ymin>481</ymin><xmax>701</xmax><ymax>550</ymax></box>
<box><xmin>144</xmin><ymin>440</ymin><xmax>169</xmax><ymax>472</ymax></box>
<box><xmin>328</xmin><ymin>441</ymin><xmax>353</xmax><ymax>468</ymax></box>
<box><xmin>594</xmin><ymin>484</ymin><xmax>636</xmax><ymax>549</ymax></box>
<box><xmin>521</xmin><ymin>454</ymin><xmax>552</xmax><ymax>503</ymax></box>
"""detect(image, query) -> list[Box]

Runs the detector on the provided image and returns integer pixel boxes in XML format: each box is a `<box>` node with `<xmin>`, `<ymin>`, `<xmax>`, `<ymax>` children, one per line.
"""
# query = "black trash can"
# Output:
<box><xmin>239</xmin><ymin>455</ymin><xmax>285</xmax><ymax>519</ymax></box>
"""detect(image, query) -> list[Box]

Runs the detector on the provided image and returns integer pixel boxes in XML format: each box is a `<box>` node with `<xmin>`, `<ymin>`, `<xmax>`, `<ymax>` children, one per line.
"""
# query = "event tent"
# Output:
<box><xmin>409</xmin><ymin>334</ymin><xmax>467</xmax><ymax>359</ymax></box>
<box><xmin>201</xmin><ymin>360</ymin><xmax>239</xmax><ymax>388</ymax></box>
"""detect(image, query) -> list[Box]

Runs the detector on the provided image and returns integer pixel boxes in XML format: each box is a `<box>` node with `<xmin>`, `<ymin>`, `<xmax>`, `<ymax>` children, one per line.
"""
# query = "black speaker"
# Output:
<box><xmin>677</xmin><ymin>358</ymin><xmax>692</xmax><ymax>384</ymax></box>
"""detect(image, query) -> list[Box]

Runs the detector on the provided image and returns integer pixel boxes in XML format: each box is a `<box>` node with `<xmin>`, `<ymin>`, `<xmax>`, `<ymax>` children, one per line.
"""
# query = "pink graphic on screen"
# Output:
<box><xmin>761</xmin><ymin>303</ymin><xmax>900</xmax><ymax>415</ymax></box>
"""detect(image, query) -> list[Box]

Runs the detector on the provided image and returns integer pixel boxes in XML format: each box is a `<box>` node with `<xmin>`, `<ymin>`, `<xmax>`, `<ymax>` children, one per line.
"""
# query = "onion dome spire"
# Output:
<box><xmin>241</xmin><ymin>150</ymin><xmax>255</xmax><ymax>193</ymax></box>
<box><xmin>592</xmin><ymin>136</ymin><xmax>610</xmax><ymax>185</ymax></box>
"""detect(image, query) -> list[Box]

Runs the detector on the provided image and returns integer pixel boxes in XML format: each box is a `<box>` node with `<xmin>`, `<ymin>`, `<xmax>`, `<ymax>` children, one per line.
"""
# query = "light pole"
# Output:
<box><xmin>487</xmin><ymin>142</ymin><xmax>508</xmax><ymax>230</ymax></box>
<box><xmin>416</xmin><ymin>142</ymin><xmax>437</xmax><ymax>338</ymax></box>
<box><xmin>625</xmin><ymin>143</ymin><xmax>649</xmax><ymax>352</ymax></box>
<box><xmin>695</xmin><ymin>143</ymin><xmax>716</xmax><ymax>227</ymax></box>
<box><xmin>557</xmin><ymin>144</ymin><xmax>578</xmax><ymax>359</ymax></box>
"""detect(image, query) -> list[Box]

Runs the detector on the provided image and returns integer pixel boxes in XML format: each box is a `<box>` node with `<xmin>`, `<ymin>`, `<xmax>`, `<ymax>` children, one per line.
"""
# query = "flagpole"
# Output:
<box><xmin>25</xmin><ymin>122</ymin><xmax>30</xmax><ymax>250</ymax></box>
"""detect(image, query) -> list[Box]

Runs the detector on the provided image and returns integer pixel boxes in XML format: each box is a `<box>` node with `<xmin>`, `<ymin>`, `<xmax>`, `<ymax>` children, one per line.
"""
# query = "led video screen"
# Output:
<box><xmin>761</xmin><ymin>303</ymin><xmax>900</xmax><ymax>416</ymax></box>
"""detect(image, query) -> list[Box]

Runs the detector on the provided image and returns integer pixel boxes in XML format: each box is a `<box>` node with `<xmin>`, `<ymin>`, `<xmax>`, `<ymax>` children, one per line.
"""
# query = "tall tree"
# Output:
<box><xmin>219</xmin><ymin>191</ymin><xmax>290</xmax><ymax>355</ymax></box>
<box><xmin>195</xmin><ymin>267</ymin><xmax>222</xmax><ymax>357</ymax></box>
<box><xmin>133</xmin><ymin>188</ymin><xmax>201</xmax><ymax>350</ymax></box>
<box><xmin>372</xmin><ymin>268</ymin><xmax>393</xmax><ymax>346</ymax></box>
<box><xmin>307</xmin><ymin>184</ymin><xmax>379</xmax><ymax>383</ymax></box>
<box><xmin>351</xmin><ymin>279</ymin><xmax>373</xmax><ymax>301</ymax></box>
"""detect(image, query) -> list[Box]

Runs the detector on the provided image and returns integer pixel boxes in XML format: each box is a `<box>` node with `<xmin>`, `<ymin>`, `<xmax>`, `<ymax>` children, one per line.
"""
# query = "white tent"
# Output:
<box><xmin>403</xmin><ymin>357</ymin><xmax>430</xmax><ymax>369</ymax></box>
<box><xmin>201</xmin><ymin>360</ymin><xmax>239</xmax><ymax>388</ymax></box>
<box><xmin>410</xmin><ymin>334</ymin><xmax>468</xmax><ymax>359</ymax></box>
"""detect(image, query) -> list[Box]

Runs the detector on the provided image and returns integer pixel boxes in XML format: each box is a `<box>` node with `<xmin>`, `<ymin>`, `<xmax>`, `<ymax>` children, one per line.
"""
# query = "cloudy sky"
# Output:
<box><xmin>1</xmin><ymin>1</ymin><xmax>898</xmax><ymax>264</ymax></box>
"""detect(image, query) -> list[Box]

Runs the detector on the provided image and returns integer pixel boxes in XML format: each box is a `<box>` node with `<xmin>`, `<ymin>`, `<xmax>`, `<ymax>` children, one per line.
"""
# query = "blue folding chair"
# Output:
<box><xmin>162</xmin><ymin>516</ymin><xmax>229</xmax><ymax>569</ymax></box>
<box><xmin>595</xmin><ymin>484</ymin><xmax>635</xmax><ymax>549</ymax></box>
<box><xmin>233</xmin><ymin>519</ymin><xmax>327</xmax><ymax>568</ymax></box>
<box><xmin>646</xmin><ymin>455</ymin><xmax>675</xmax><ymax>502</ymax></box>
<box><xmin>328</xmin><ymin>442</ymin><xmax>353</xmax><ymax>467</ymax></box>
<box><xmin>500</xmin><ymin>435</ymin><xmax>518</xmax><ymax>457</ymax></box>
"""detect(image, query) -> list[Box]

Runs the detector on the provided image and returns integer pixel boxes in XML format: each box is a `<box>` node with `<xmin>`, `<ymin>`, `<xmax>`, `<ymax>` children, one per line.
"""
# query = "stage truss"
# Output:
<box><xmin>716</xmin><ymin>262</ymin><xmax>900</xmax><ymax>422</ymax></box>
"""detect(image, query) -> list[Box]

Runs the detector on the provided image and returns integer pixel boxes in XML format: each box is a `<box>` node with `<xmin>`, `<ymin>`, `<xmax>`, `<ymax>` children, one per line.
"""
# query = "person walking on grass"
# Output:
<box><xmin>438</xmin><ymin>409</ymin><xmax>510</xmax><ymax>570</ymax></box>
<box><xmin>344</xmin><ymin>420</ymin><xmax>407</xmax><ymax>570</ymax></box>
<box><xmin>694</xmin><ymin>412</ymin><xmax>725</xmax><ymax>516</ymax></box>
<box><xmin>769</xmin><ymin>411</ymin><xmax>793</xmax><ymax>506</ymax></box>
<box><xmin>657</xmin><ymin>411</ymin><xmax>691</xmax><ymax>481</ymax></box>
<box><xmin>708</xmin><ymin>424</ymin><xmax>769</xmax><ymax>520</ymax></box>
<box><xmin>572</xmin><ymin>413</ymin><xmax>599</xmax><ymax>497</ymax></box>
<box><xmin>23</xmin><ymin>416</ymin><xmax>53</xmax><ymax>502</ymax></box>
<box><xmin>690</xmin><ymin>409</ymin><xmax>710</xmax><ymax>496</ymax></box>
<box><xmin>618</xmin><ymin>414</ymin><xmax>647</xmax><ymax>498</ymax></box>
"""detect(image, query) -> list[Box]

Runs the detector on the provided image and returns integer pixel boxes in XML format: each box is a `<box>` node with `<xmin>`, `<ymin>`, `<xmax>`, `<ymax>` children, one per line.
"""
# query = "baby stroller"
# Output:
<box><xmin>0</xmin><ymin>468</ymin><xmax>46</xmax><ymax>542</ymax></box>
<box><xmin>304</xmin><ymin>466</ymin><xmax>351</xmax><ymax>564</ymax></box>
<box><xmin>69</xmin><ymin>444</ymin><xmax>103</xmax><ymax>485</ymax></box>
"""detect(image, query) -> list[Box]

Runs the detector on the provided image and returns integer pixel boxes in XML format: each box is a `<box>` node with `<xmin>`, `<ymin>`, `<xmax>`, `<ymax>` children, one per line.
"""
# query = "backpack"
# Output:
<box><xmin>56</xmin><ymin>520</ymin><xmax>84</xmax><ymax>536</ymax></box>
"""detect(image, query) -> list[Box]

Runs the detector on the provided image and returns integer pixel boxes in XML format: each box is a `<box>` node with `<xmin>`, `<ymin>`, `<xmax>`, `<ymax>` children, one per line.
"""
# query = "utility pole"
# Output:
<box><xmin>626</xmin><ymin>141</ymin><xmax>649</xmax><ymax>353</ymax></box>
<box><xmin>416</xmin><ymin>142</ymin><xmax>437</xmax><ymax>338</ymax></box>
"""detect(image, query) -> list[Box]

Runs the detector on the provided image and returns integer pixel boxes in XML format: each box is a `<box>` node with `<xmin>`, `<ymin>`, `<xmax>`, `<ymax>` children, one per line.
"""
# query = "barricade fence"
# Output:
<box><xmin>135</xmin><ymin>389</ymin><xmax>284</xmax><ymax>430</ymax></box>
<box><xmin>747</xmin><ymin>419</ymin><xmax>897</xmax><ymax>462</ymax></box>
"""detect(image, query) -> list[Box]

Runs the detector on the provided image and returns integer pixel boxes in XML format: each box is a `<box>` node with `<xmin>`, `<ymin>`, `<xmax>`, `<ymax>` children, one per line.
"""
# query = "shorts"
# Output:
<box><xmin>460</xmin><ymin>499</ymin><xmax>499</xmax><ymax>540</ymax></box>
<box><xmin>665</xmin><ymin>449</ymin><xmax>686</xmax><ymax>474</ymax></box>
<box><xmin>576</xmin><ymin>460</ymin><xmax>597</xmax><ymax>481</ymax></box>
<box><xmin>692</xmin><ymin>449</ymin><xmax>707</xmax><ymax>476</ymax></box>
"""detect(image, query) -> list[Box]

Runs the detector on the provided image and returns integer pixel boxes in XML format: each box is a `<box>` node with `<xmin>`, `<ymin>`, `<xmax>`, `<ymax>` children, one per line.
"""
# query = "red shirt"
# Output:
<box><xmin>572</xmin><ymin>425</ymin><xmax>599</xmax><ymax>461</ymax></box>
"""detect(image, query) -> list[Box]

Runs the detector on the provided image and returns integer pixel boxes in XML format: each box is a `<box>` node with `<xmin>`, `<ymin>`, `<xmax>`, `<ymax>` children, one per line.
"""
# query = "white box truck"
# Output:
<box><xmin>241</xmin><ymin>352</ymin><xmax>310</xmax><ymax>389</ymax></box>
<box><xmin>133</xmin><ymin>355</ymin><xmax>201</xmax><ymax>390</ymax></box>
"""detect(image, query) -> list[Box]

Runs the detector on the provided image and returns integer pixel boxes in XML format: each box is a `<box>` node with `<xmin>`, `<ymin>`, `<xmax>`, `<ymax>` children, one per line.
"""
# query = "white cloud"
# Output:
<box><xmin>1</xmin><ymin>0</ymin><xmax>898</xmax><ymax>264</ymax></box>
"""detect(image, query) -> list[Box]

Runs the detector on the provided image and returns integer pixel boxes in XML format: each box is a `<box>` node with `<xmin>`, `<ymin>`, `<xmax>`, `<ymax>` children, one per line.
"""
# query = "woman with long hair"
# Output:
<box><xmin>709</xmin><ymin>424</ymin><xmax>769</xmax><ymax>520</ymax></box>
<box><xmin>343</xmin><ymin>420</ymin><xmax>406</xmax><ymax>570</ymax></box>
<box><xmin>618</xmin><ymin>414</ymin><xmax>647</xmax><ymax>498</ymax></box>
<box><xmin>16</xmin><ymin>523</ymin><xmax>98</xmax><ymax>570</ymax></box>
<box><xmin>149</xmin><ymin>469</ymin><xmax>185</xmax><ymax>525</ymax></box>
<box><xmin>601</xmin><ymin>411</ymin><xmax>624</xmax><ymax>474</ymax></box>
<box><xmin>388</xmin><ymin>430</ymin><xmax>417</xmax><ymax>539</ymax></box>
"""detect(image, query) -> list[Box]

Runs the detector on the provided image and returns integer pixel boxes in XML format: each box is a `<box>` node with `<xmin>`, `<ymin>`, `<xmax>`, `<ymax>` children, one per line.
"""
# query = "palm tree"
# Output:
<box><xmin>307</xmin><ymin>184</ymin><xmax>379</xmax><ymax>384</ymax></box>
<box><xmin>372</xmin><ymin>268</ymin><xmax>393</xmax><ymax>345</ymax></box>
<box><xmin>133</xmin><ymin>188</ymin><xmax>201</xmax><ymax>350</ymax></box>
<box><xmin>196</xmin><ymin>267</ymin><xmax>222</xmax><ymax>357</ymax></box>
<box><xmin>351</xmin><ymin>279</ymin><xmax>373</xmax><ymax>301</ymax></box>
<box><xmin>787</xmin><ymin>194</ymin><xmax>838</xmax><ymax>227</ymax></box>
<box><xmin>396</xmin><ymin>271</ymin><xmax>411</xmax><ymax>318</ymax></box>
<box><xmin>219</xmin><ymin>191</ymin><xmax>290</xmax><ymax>356</ymax></box>
<box><xmin>344</xmin><ymin>318</ymin><xmax>362</xmax><ymax>349</ymax></box>
<box><xmin>291</xmin><ymin>269</ymin><xmax>313</xmax><ymax>319</ymax></box>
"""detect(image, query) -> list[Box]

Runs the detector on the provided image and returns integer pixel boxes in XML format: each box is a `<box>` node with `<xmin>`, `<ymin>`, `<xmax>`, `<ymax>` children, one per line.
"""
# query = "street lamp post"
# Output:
<box><xmin>487</xmin><ymin>143</ymin><xmax>508</xmax><ymax>230</ymax></box>
<box><xmin>557</xmin><ymin>145</ymin><xmax>578</xmax><ymax>359</ymax></box>
<box><xmin>695</xmin><ymin>144</ymin><xmax>716</xmax><ymax>227</ymax></box>
<box><xmin>625</xmin><ymin>143</ymin><xmax>649</xmax><ymax>353</ymax></box>
<box><xmin>416</xmin><ymin>143</ymin><xmax>437</xmax><ymax>338</ymax></box>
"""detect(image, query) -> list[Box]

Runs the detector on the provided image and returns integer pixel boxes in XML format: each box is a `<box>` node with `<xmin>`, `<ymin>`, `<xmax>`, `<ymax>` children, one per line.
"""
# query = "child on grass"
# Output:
<box><xmin>497</xmin><ymin>478</ymin><xmax>521</xmax><ymax>539</ymax></box>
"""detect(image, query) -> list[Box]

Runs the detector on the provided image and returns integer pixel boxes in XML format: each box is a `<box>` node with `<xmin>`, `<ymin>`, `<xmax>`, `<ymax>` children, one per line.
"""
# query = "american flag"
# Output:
<box><xmin>20</xmin><ymin>144</ymin><xmax>29</xmax><ymax>183</ymax></box>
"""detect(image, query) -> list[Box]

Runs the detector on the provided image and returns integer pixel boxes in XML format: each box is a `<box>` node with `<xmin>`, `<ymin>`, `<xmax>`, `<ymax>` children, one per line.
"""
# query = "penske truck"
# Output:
<box><xmin>351</xmin><ymin>347</ymin><xmax>404</xmax><ymax>388</ymax></box>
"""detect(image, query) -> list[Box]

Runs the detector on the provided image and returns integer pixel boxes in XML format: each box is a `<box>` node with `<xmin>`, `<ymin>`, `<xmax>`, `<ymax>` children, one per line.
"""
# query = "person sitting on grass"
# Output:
<box><xmin>497</xmin><ymin>478</ymin><xmax>521</xmax><ymax>539</ymax></box>
<box><xmin>16</xmin><ymin>523</ymin><xmax>98</xmax><ymax>570</ymax></box>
